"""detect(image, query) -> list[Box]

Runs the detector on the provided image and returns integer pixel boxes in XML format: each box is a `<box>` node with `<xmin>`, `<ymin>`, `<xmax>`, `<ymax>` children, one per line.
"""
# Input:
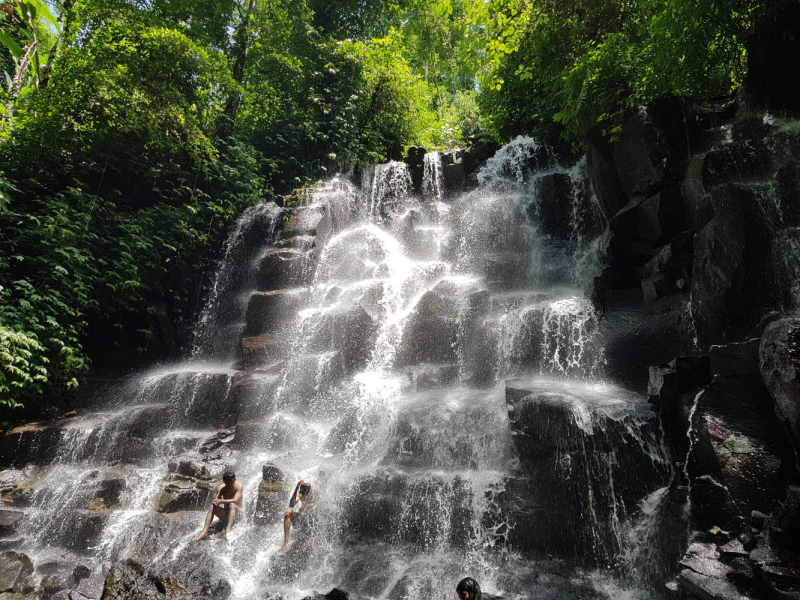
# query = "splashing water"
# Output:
<box><xmin>9</xmin><ymin>136</ymin><xmax>680</xmax><ymax>600</ymax></box>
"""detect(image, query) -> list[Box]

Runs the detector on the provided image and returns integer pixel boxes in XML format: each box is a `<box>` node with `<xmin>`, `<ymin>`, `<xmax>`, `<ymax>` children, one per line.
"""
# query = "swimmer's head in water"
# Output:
<box><xmin>456</xmin><ymin>577</ymin><xmax>481</xmax><ymax>600</ymax></box>
<box><xmin>299</xmin><ymin>483</ymin><xmax>311</xmax><ymax>496</ymax></box>
<box><xmin>223</xmin><ymin>471</ymin><xmax>235</xmax><ymax>482</ymax></box>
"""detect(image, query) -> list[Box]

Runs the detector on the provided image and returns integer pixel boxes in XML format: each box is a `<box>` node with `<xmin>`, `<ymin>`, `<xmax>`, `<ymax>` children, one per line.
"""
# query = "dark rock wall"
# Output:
<box><xmin>590</xmin><ymin>101</ymin><xmax>800</xmax><ymax>387</ymax></box>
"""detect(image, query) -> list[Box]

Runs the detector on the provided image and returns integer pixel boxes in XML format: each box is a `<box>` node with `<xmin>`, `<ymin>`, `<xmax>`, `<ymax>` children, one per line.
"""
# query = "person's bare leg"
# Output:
<box><xmin>280</xmin><ymin>509</ymin><xmax>293</xmax><ymax>551</ymax></box>
<box><xmin>195</xmin><ymin>507</ymin><xmax>216</xmax><ymax>541</ymax></box>
<box><xmin>225</xmin><ymin>504</ymin><xmax>239</xmax><ymax>537</ymax></box>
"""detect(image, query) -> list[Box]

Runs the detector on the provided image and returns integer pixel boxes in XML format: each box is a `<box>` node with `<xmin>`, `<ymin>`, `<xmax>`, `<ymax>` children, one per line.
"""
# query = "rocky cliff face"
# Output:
<box><xmin>585</xmin><ymin>100</ymin><xmax>800</xmax><ymax>598</ymax></box>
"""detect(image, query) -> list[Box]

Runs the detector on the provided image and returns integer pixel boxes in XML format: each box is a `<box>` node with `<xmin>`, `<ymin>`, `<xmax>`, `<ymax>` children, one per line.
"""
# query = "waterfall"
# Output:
<box><xmin>193</xmin><ymin>202</ymin><xmax>283</xmax><ymax>358</ymax></box>
<box><xmin>422</xmin><ymin>152</ymin><xmax>444</xmax><ymax>200</ymax></box>
<box><xmin>3</xmin><ymin>136</ymin><xmax>678</xmax><ymax>600</ymax></box>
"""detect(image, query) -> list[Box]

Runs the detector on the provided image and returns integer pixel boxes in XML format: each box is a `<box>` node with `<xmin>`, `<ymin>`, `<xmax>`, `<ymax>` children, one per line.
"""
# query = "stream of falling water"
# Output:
<box><xmin>7</xmin><ymin>137</ymin><xmax>680</xmax><ymax>600</ymax></box>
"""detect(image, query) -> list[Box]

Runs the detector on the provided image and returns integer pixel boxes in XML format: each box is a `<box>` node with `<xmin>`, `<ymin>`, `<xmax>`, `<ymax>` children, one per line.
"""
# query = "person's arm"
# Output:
<box><xmin>211</xmin><ymin>484</ymin><xmax>224</xmax><ymax>506</ymax></box>
<box><xmin>288</xmin><ymin>479</ymin><xmax>303</xmax><ymax>508</ymax></box>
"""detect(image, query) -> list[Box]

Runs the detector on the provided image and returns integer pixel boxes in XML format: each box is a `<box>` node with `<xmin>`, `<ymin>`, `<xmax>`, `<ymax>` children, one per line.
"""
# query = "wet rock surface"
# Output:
<box><xmin>504</xmin><ymin>380</ymin><xmax>670</xmax><ymax>562</ymax></box>
<box><xmin>686</xmin><ymin>375</ymin><xmax>795</xmax><ymax>529</ymax></box>
<box><xmin>0</xmin><ymin>551</ymin><xmax>33</xmax><ymax>594</ymax></box>
<box><xmin>760</xmin><ymin>313</ymin><xmax>800</xmax><ymax>452</ymax></box>
<box><xmin>244</xmin><ymin>288</ymin><xmax>309</xmax><ymax>337</ymax></box>
<box><xmin>253</xmin><ymin>463</ymin><xmax>289</xmax><ymax>525</ymax></box>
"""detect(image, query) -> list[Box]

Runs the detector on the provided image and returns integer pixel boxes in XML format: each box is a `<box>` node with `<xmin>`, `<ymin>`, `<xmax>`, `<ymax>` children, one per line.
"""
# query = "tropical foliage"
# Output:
<box><xmin>0</xmin><ymin>0</ymin><xmax>788</xmax><ymax>409</ymax></box>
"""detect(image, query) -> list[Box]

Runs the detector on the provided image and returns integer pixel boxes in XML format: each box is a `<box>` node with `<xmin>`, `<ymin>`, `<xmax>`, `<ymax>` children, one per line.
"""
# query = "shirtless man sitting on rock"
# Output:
<box><xmin>195</xmin><ymin>470</ymin><xmax>243</xmax><ymax>541</ymax></box>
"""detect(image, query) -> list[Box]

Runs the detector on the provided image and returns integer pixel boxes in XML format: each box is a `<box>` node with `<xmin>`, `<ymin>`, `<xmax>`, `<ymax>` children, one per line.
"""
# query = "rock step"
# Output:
<box><xmin>241</xmin><ymin>333</ymin><xmax>283</xmax><ymax>367</ymax></box>
<box><xmin>258</xmin><ymin>247</ymin><xmax>315</xmax><ymax>291</ymax></box>
<box><xmin>243</xmin><ymin>288</ymin><xmax>309</xmax><ymax>337</ymax></box>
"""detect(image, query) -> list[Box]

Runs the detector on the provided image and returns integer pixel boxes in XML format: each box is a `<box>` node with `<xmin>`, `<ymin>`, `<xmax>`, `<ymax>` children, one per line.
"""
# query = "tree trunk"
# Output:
<box><xmin>39</xmin><ymin>1</ymin><xmax>75</xmax><ymax>89</ymax></box>
<box><xmin>218</xmin><ymin>0</ymin><xmax>258</xmax><ymax>139</ymax></box>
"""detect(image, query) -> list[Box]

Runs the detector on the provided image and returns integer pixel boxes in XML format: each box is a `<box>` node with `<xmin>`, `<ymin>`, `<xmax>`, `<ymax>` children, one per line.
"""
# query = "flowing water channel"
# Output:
<box><xmin>5</xmin><ymin>137</ymin><xmax>683</xmax><ymax>599</ymax></box>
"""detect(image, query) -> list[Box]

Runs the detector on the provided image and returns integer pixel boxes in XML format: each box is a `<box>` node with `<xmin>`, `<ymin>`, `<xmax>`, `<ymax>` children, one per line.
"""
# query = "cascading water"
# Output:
<box><xmin>2</xmin><ymin>136</ymin><xmax>681</xmax><ymax>600</ymax></box>
<box><xmin>422</xmin><ymin>152</ymin><xmax>444</xmax><ymax>201</ymax></box>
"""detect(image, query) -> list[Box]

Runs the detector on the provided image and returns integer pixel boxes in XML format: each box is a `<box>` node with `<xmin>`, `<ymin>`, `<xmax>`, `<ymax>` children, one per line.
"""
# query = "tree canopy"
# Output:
<box><xmin>0</xmin><ymin>0</ymin><xmax>790</xmax><ymax>410</ymax></box>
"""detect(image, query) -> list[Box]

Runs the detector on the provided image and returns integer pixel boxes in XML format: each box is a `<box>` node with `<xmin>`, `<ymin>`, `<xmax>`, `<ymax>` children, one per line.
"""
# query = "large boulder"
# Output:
<box><xmin>635</xmin><ymin>187</ymin><xmax>687</xmax><ymax>246</ymax></box>
<box><xmin>306</xmin><ymin>303</ymin><xmax>379</xmax><ymax>372</ymax></box>
<box><xmin>613</xmin><ymin>106</ymin><xmax>677</xmax><ymax>199</ymax></box>
<box><xmin>280</xmin><ymin>205</ymin><xmax>330</xmax><ymax>242</ymax></box>
<box><xmin>442</xmin><ymin>163</ymin><xmax>466</xmax><ymax>192</ymax></box>
<box><xmin>648</xmin><ymin>356</ymin><xmax>711</xmax><ymax>451</ymax></box>
<box><xmin>1</xmin><ymin>413</ymin><xmax>108</xmax><ymax>468</ymax></box>
<box><xmin>0</xmin><ymin>552</ymin><xmax>33</xmax><ymax>594</ymax></box>
<box><xmin>0</xmin><ymin>471</ymin><xmax>33</xmax><ymax>507</ymax></box>
<box><xmin>66</xmin><ymin>510</ymin><xmax>110</xmax><ymax>553</ymax></box>
<box><xmin>156</xmin><ymin>480</ymin><xmax>215</xmax><ymax>513</ymax></box>
<box><xmin>770</xmin><ymin>486</ymin><xmax>800</xmax><ymax>555</ymax></box>
<box><xmin>529</xmin><ymin>172</ymin><xmax>573</xmax><ymax>239</ymax></box>
<box><xmin>701</xmin><ymin>141</ymin><xmax>772</xmax><ymax>192</ymax></box>
<box><xmin>241</xmin><ymin>333</ymin><xmax>283</xmax><ymax>367</ymax></box>
<box><xmin>586</xmin><ymin>128</ymin><xmax>628</xmax><ymax>219</ymax></box>
<box><xmin>681</xmin><ymin>154</ymin><xmax>714</xmax><ymax>231</ymax></box>
<box><xmin>503</xmin><ymin>379</ymin><xmax>670</xmax><ymax>562</ymax></box>
<box><xmin>253</xmin><ymin>464</ymin><xmax>289</xmax><ymax>525</ymax></box>
<box><xmin>462</xmin><ymin>139</ymin><xmax>500</xmax><ymax>175</ymax></box>
<box><xmin>404</xmin><ymin>147</ymin><xmax>426</xmax><ymax>165</ymax></box>
<box><xmin>686</xmin><ymin>373</ymin><xmax>796</xmax><ymax>530</ymax></box>
<box><xmin>0</xmin><ymin>510</ymin><xmax>23</xmax><ymax>537</ymax></box>
<box><xmin>100</xmin><ymin>559</ymin><xmax>171</xmax><ymax>600</ymax></box>
<box><xmin>691</xmin><ymin>184</ymin><xmax>776</xmax><ymax>346</ymax></box>
<box><xmin>760</xmin><ymin>314</ymin><xmax>800</xmax><ymax>453</ymax></box>
<box><xmin>152</xmin><ymin>547</ymin><xmax>231</xmax><ymax>600</ymax></box>
<box><xmin>398</xmin><ymin>281</ymin><xmax>461</xmax><ymax>365</ymax></box>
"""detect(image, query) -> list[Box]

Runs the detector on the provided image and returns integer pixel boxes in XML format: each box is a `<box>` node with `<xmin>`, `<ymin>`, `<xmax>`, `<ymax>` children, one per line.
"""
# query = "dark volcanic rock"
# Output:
<box><xmin>681</xmin><ymin>154</ymin><xmax>714</xmax><ymax>231</ymax></box>
<box><xmin>109</xmin><ymin>437</ymin><xmax>153</xmax><ymax>465</ymax></box>
<box><xmin>157</xmin><ymin>480</ymin><xmax>215</xmax><ymax>513</ymax></box>
<box><xmin>404</xmin><ymin>147</ymin><xmax>426</xmax><ymax>165</ymax></box>
<box><xmin>307</xmin><ymin>303</ymin><xmax>379</xmax><ymax>373</ymax></box>
<box><xmin>770</xmin><ymin>486</ymin><xmax>800</xmax><ymax>555</ymax></box>
<box><xmin>0</xmin><ymin>551</ymin><xmax>33</xmax><ymax>594</ymax></box>
<box><xmin>701</xmin><ymin>142</ymin><xmax>772</xmax><ymax>191</ymax></box>
<box><xmin>648</xmin><ymin>355</ymin><xmax>711</xmax><ymax>451</ymax></box>
<box><xmin>0</xmin><ymin>471</ymin><xmax>34</xmax><ymax>506</ymax></box>
<box><xmin>442</xmin><ymin>163</ymin><xmax>465</xmax><ymax>192</ymax></box>
<box><xmin>103</xmin><ymin>552</ymin><xmax>231</xmax><ymax>599</ymax></box>
<box><xmin>530</xmin><ymin>172</ymin><xmax>573</xmax><ymax>239</ymax></box>
<box><xmin>462</xmin><ymin>140</ymin><xmax>500</xmax><ymax>175</ymax></box>
<box><xmin>636</xmin><ymin>187</ymin><xmax>687</xmax><ymax>246</ymax></box>
<box><xmin>244</xmin><ymin>288</ymin><xmax>309</xmax><ymax>336</ymax></box>
<box><xmin>258</xmin><ymin>248</ymin><xmax>314</xmax><ymax>291</ymax></box>
<box><xmin>613</xmin><ymin>107</ymin><xmax>676</xmax><ymax>199</ymax></box>
<box><xmin>691</xmin><ymin>184</ymin><xmax>776</xmax><ymax>346</ymax></box>
<box><xmin>687</xmin><ymin>376</ymin><xmax>796</xmax><ymax>529</ymax></box>
<box><xmin>503</xmin><ymin>379</ymin><xmax>670</xmax><ymax>562</ymax></box>
<box><xmin>0</xmin><ymin>509</ymin><xmax>23</xmax><ymax>536</ymax></box>
<box><xmin>280</xmin><ymin>205</ymin><xmax>330</xmax><ymax>242</ymax></box>
<box><xmin>398</xmin><ymin>281</ymin><xmax>461</xmax><ymax>365</ymax></box>
<box><xmin>1</xmin><ymin>413</ymin><xmax>107</xmax><ymax>468</ymax></box>
<box><xmin>677</xmin><ymin>568</ymin><xmax>750</xmax><ymax>600</ymax></box>
<box><xmin>587</xmin><ymin>127</ymin><xmax>628</xmax><ymax>219</ymax></box>
<box><xmin>253</xmin><ymin>464</ymin><xmax>289</xmax><ymax>525</ymax></box>
<box><xmin>709</xmin><ymin>338</ymin><xmax>761</xmax><ymax>378</ymax></box>
<box><xmin>760</xmin><ymin>314</ymin><xmax>800</xmax><ymax>453</ymax></box>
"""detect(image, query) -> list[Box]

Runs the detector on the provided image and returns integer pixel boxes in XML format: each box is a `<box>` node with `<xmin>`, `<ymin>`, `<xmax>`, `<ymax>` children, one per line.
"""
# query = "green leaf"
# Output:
<box><xmin>28</xmin><ymin>0</ymin><xmax>59</xmax><ymax>31</ymax></box>
<box><xmin>0</xmin><ymin>30</ymin><xmax>24</xmax><ymax>59</ymax></box>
